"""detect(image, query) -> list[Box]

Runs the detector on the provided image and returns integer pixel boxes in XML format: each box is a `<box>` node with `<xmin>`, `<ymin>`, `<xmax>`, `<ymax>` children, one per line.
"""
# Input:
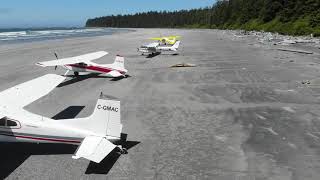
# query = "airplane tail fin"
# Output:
<box><xmin>112</xmin><ymin>55</ymin><xmax>125</xmax><ymax>69</ymax></box>
<box><xmin>171</xmin><ymin>41</ymin><xmax>180</xmax><ymax>50</ymax></box>
<box><xmin>87</xmin><ymin>94</ymin><xmax>122</xmax><ymax>137</ymax></box>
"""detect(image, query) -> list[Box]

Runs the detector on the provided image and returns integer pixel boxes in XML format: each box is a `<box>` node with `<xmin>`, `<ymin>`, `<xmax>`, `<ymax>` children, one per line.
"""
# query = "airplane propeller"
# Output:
<box><xmin>54</xmin><ymin>52</ymin><xmax>58</xmax><ymax>70</ymax></box>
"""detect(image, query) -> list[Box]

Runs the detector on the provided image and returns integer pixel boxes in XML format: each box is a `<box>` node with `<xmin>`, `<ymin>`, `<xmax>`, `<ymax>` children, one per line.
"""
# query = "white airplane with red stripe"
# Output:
<box><xmin>36</xmin><ymin>51</ymin><xmax>128</xmax><ymax>77</ymax></box>
<box><xmin>0</xmin><ymin>74</ymin><xmax>128</xmax><ymax>163</ymax></box>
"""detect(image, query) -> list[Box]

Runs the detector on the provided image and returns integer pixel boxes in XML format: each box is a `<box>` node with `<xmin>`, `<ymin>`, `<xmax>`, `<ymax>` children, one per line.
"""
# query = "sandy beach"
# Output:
<box><xmin>1</xmin><ymin>28</ymin><xmax>320</xmax><ymax>180</ymax></box>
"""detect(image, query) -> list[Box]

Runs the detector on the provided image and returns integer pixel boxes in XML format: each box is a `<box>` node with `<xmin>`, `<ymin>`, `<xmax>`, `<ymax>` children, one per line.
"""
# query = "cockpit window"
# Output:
<box><xmin>78</xmin><ymin>62</ymin><xmax>87</xmax><ymax>66</ymax></box>
<box><xmin>7</xmin><ymin>120</ymin><xmax>17</xmax><ymax>126</ymax></box>
<box><xmin>0</xmin><ymin>117</ymin><xmax>18</xmax><ymax>127</ymax></box>
<box><xmin>0</xmin><ymin>118</ymin><xmax>5</xmax><ymax>126</ymax></box>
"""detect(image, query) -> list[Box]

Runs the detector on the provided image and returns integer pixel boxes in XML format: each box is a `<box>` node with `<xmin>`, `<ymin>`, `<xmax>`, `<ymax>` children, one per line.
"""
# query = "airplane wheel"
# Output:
<box><xmin>120</xmin><ymin>148</ymin><xmax>128</xmax><ymax>154</ymax></box>
<box><xmin>116</xmin><ymin>147</ymin><xmax>128</xmax><ymax>154</ymax></box>
<box><xmin>122</xmin><ymin>148</ymin><xmax>128</xmax><ymax>154</ymax></box>
<box><xmin>74</xmin><ymin>72</ymin><xmax>79</xmax><ymax>76</ymax></box>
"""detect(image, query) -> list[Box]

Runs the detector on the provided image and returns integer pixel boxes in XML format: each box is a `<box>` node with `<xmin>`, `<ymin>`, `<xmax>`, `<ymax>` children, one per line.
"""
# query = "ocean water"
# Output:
<box><xmin>0</xmin><ymin>27</ymin><xmax>131</xmax><ymax>44</ymax></box>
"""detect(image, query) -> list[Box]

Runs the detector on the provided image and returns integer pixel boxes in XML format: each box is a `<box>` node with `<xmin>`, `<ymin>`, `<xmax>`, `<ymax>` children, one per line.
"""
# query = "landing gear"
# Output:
<box><xmin>116</xmin><ymin>133</ymin><xmax>128</xmax><ymax>155</ymax></box>
<box><xmin>116</xmin><ymin>145</ymin><xmax>128</xmax><ymax>155</ymax></box>
<box><xmin>74</xmin><ymin>72</ymin><xmax>79</xmax><ymax>76</ymax></box>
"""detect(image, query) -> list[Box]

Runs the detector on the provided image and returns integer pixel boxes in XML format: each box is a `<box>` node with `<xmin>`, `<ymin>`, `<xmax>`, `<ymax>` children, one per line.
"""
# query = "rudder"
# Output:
<box><xmin>172</xmin><ymin>41</ymin><xmax>180</xmax><ymax>49</ymax></box>
<box><xmin>89</xmin><ymin>94</ymin><xmax>122</xmax><ymax>137</ymax></box>
<box><xmin>112</xmin><ymin>55</ymin><xmax>125</xmax><ymax>69</ymax></box>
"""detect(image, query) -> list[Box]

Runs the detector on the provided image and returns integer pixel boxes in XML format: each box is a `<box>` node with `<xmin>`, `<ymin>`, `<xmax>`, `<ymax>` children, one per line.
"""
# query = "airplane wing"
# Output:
<box><xmin>150</xmin><ymin>37</ymin><xmax>162</xmax><ymax>41</ymax></box>
<box><xmin>0</xmin><ymin>74</ymin><xmax>65</xmax><ymax>108</ymax></box>
<box><xmin>72</xmin><ymin>136</ymin><xmax>116</xmax><ymax>163</ymax></box>
<box><xmin>146</xmin><ymin>42</ymin><xmax>159</xmax><ymax>48</ymax></box>
<box><xmin>36</xmin><ymin>51</ymin><xmax>108</xmax><ymax>67</ymax></box>
<box><xmin>168</xmin><ymin>36</ymin><xmax>181</xmax><ymax>39</ymax></box>
<box><xmin>150</xmin><ymin>36</ymin><xmax>181</xmax><ymax>40</ymax></box>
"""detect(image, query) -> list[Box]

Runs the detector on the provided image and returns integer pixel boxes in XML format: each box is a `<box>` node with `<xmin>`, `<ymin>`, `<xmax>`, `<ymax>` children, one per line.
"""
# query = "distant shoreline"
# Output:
<box><xmin>0</xmin><ymin>27</ymin><xmax>133</xmax><ymax>45</ymax></box>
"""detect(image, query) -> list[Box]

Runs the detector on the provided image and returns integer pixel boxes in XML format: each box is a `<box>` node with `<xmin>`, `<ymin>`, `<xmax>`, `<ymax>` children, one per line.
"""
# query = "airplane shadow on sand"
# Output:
<box><xmin>146</xmin><ymin>52</ymin><xmax>179</xmax><ymax>58</ymax></box>
<box><xmin>0</xmin><ymin>143</ymin><xmax>78</xmax><ymax>179</ymax></box>
<box><xmin>0</xmin><ymin>107</ymin><xmax>140</xmax><ymax>179</ymax></box>
<box><xmin>57</xmin><ymin>74</ymin><xmax>130</xmax><ymax>87</ymax></box>
<box><xmin>0</xmin><ymin>140</ymin><xmax>140</xmax><ymax>178</ymax></box>
<box><xmin>146</xmin><ymin>52</ymin><xmax>161</xmax><ymax>58</ymax></box>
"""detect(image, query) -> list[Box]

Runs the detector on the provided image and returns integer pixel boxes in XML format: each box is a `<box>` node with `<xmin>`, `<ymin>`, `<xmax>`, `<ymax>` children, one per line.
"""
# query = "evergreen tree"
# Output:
<box><xmin>86</xmin><ymin>0</ymin><xmax>320</xmax><ymax>36</ymax></box>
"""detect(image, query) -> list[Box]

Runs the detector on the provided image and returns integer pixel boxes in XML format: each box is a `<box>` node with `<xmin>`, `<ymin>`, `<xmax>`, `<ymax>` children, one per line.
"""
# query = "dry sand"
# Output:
<box><xmin>0</xmin><ymin>28</ymin><xmax>320</xmax><ymax>180</ymax></box>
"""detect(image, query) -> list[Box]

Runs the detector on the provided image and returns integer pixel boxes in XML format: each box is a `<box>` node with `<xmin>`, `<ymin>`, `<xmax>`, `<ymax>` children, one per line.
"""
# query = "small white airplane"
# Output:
<box><xmin>36</xmin><ymin>51</ymin><xmax>128</xmax><ymax>78</ymax></box>
<box><xmin>0</xmin><ymin>74</ymin><xmax>127</xmax><ymax>163</ymax></box>
<box><xmin>138</xmin><ymin>41</ymin><xmax>181</xmax><ymax>56</ymax></box>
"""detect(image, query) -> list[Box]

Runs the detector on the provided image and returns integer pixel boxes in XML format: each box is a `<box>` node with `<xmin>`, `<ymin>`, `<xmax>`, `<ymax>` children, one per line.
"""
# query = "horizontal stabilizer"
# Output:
<box><xmin>72</xmin><ymin>136</ymin><xmax>116</xmax><ymax>163</ymax></box>
<box><xmin>36</xmin><ymin>51</ymin><xmax>108</xmax><ymax>67</ymax></box>
<box><xmin>108</xmin><ymin>70</ymin><xmax>123</xmax><ymax>77</ymax></box>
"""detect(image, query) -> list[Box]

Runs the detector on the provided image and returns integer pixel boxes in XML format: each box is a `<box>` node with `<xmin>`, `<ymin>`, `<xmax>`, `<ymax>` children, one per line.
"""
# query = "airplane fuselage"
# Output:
<box><xmin>0</xmin><ymin>72</ymin><xmax>125</xmax><ymax>163</ymax></box>
<box><xmin>138</xmin><ymin>41</ymin><xmax>179</xmax><ymax>55</ymax></box>
<box><xmin>138</xmin><ymin>46</ymin><xmax>175</xmax><ymax>55</ymax></box>
<box><xmin>0</xmin><ymin>109</ymin><xmax>119</xmax><ymax>145</ymax></box>
<box><xmin>63</xmin><ymin>63</ymin><xmax>127</xmax><ymax>77</ymax></box>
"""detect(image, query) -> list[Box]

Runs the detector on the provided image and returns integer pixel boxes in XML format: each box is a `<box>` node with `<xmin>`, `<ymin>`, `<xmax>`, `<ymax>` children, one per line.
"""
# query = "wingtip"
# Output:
<box><xmin>72</xmin><ymin>155</ymin><xmax>80</xmax><ymax>160</ymax></box>
<box><xmin>101</xmin><ymin>51</ymin><xmax>109</xmax><ymax>55</ymax></box>
<box><xmin>96</xmin><ymin>51</ymin><xmax>109</xmax><ymax>56</ymax></box>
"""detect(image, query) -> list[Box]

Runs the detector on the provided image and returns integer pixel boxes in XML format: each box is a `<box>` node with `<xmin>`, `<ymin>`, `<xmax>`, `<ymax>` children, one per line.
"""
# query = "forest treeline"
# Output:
<box><xmin>86</xmin><ymin>0</ymin><xmax>320</xmax><ymax>36</ymax></box>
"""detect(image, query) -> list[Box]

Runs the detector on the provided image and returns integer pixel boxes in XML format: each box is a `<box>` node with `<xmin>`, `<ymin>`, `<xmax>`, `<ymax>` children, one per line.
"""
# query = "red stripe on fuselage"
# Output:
<box><xmin>68</xmin><ymin>64</ymin><xmax>125</xmax><ymax>74</ymax></box>
<box><xmin>0</xmin><ymin>133</ymin><xmax>81</xmax><ymax>144</ymax></box>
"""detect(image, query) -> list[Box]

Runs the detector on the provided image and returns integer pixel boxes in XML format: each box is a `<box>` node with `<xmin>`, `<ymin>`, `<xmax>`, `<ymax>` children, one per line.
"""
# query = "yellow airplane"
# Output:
<box><xmin>150</xmin><ymin>36</ymin><xmax>181</xmax><ymax>45</ymax></box>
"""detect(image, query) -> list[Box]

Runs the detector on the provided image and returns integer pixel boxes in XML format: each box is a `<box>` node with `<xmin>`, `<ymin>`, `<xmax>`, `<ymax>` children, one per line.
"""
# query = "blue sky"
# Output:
<box><xmin>0</xmin><ymin>0</ymin><xmax>216</xmax><ymax>28</ymax></box>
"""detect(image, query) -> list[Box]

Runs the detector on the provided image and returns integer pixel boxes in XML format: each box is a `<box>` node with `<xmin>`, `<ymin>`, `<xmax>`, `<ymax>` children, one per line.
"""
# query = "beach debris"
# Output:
<box><xmin>261</xmin><ymin>127</ymin><xmax>279</xmax><ymax>136</ymax></box>
<box><xmin>282</xmin><ymin>137</ymin><xmax>286</xmax><ymax>140</ymax></box>
<box><xmin>306</xmin><ymin>132</ymin><xmax>320</xmax><ymax>140</ymax></box>
<box><xmin>277</xmin><ymin>39</ymin><xmax>297</xmax><ymax>45</ymax></box>
<box><xmin>274</xmin><ymin>89</ymin><xmax>295</xmax><ymax>93</ymax></box>
<box><xmin>255</xmin><ymin>113</ymin><xmax>267</xmax><ymax>120</ymax></box>
<box><xmin>233</xmin><ymin>34</ymin><xmax>244</xmax><ymax>38</ymax></box>
<box><xmin>230</xmin><ymin>30</ymin><xmax>320</xmax><ymax>49</ymax></box>
<box><xmin>287</xmin><ymin>142</ymin><xmax>297</xmax><ymax>149</ymax></box>
<box><xmin>295</xmin><ymin>39</ymin><xmax>314</xmax><ymax>43</ymax></box>
<box><xmin>277</xmin><ymin>48</ymin><xmax>313</xmax><ymax>54</ymax></box>
<box><xmin>282</xmin><ymin>106</ymin><xmax>295</xmax><ymax>113</ymax></box>
<box><xmin>215</xmin><ymin>135</ymin><xmax>227</xmax><ymax>142</ymax></box>
<box><xmin>171</xmin><ymin>63</ymin><xmax>196</xmax><ymax>68</ymax></box>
